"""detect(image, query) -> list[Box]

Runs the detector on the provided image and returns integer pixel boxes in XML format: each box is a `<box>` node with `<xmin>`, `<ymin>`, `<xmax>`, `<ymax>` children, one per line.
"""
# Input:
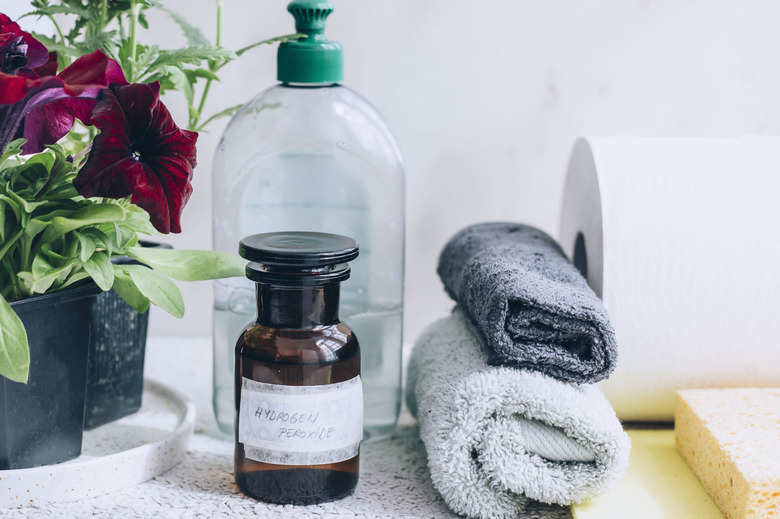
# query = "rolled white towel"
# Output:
<box><xmin>406</xmin><ymin>309</ymin><xmax>630</xmax><ymax>519</ymax></box>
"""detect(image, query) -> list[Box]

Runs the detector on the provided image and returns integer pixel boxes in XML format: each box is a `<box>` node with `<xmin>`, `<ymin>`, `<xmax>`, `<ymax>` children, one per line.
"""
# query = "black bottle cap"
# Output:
<box><xmin>239</xmin><ymin>231</ymin><xmax>359</xmax><ymax>285</ymax></box>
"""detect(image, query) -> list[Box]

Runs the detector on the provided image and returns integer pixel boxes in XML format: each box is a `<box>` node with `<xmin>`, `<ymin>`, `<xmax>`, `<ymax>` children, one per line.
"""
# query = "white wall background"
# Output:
<box><xmin>9</xmin><ymin>1</ymin><xmax>780</xmax><ymax>344</ymax></box>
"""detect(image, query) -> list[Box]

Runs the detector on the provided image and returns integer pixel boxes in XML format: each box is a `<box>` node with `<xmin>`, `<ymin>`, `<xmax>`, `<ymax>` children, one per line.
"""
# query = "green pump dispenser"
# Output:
<box><xmin>277</xmin><ymin>0</ymin><xmax>343</xmax><ymax>84</ymax></box>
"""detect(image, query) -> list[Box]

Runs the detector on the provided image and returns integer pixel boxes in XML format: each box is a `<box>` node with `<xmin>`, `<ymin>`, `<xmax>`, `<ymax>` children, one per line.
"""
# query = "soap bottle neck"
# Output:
<box><xmin>255</xmin><ymin>283</ymin><xmax>341</xmax><ymax>329</ymax></box>
<box><xmin>280</xmin><ymin>81</ymin><xmax>340</xmax><ymax>89</ymax></box>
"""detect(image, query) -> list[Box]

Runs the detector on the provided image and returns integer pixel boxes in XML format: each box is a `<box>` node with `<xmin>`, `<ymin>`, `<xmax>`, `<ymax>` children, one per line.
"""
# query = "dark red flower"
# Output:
<box><xmin>0</xmin><ymin>15</ymin><xmax>127</xmax><ymax>153</ymax></box>
<box><xmin>73</xmin><ymin>82</ymin><xmax>198</xmax><ymax>234</ymax></box>
<box><xmin>0</xmin><ymin>13</ymin><xmax>48</xmax><ymax>76</ymax></box>
<box><xmin>0</xmin><ymin>49</ymin><xmax>127</xmax><ymax>154</ymax></box>
<box><xmin>16</xmin><ymin>51</ymin><xmax>127</xmax><ymax>153</ymax></box>
<box><xmin>33</xmin><ymin>51</ymin><xmax>58</xmax><ymax>77</ymax></box>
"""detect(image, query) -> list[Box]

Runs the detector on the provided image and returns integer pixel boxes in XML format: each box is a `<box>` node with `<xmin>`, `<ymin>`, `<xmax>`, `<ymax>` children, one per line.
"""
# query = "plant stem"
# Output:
<box><xmin>47</xmin><ymin>14</ymin><xmax>67</xmax><ymax>51</ymax></box>
<box><xmin>194</xmin><ymin>77</ymin><xmax>214</xmax><ymax>130</ymax></box>
<box><xmin>19</xmin><ymin>235</ymin><xmax>29</xmax><ymax>274</ymax></box>
<box><xmin>216</xmin><ymin>0</ymin><xmax>223</xmax><ymax>47</ymax></box>
<box><xmin>101</xmin><ymin>0</ymin><xmax>108</xmax><ymax>30</ymax></box>
<box><xmin>0</xmin><ymin>229</ymin><xmax>22</xmax><ymax>265</ymax></box>
<box><xmin>72</xmin><ymin>142</ymin><xmax>93</xmax><ymax>163</ymax></box>
<box><xmin>192</xmin><ymin>0</ymin><xmax>224</xmax><ymax>129</ymax></box>
<box><xmin>129</xmin><ymin>0</ymin><xmax>141</xmax><ymax>81</ymax></box>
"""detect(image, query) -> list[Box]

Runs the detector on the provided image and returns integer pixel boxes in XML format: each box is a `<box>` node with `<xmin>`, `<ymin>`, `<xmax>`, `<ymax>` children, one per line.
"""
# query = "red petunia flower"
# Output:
<box><xmin>73</xmin><ymin>82</ymin><xmax>198</xmax><ymax>234</ymax></box>
<box><xmin>0</xmin><ymin>14</ymin><xmax>128</xmax><ymax>153</ymax></box>
<box><xmin>0</xmin><ymin>48</ymin><xmax>127</xmax><ymax>154</ymax></box>
<box><xmin>16</xmin><ymin>50</ymin><xmax>127</xmax><ymax>153</ymax></box>
<box><xmin>0</xmin><ymin>13</ymin><xmax>48</xmax><ymax>76</ymax></box>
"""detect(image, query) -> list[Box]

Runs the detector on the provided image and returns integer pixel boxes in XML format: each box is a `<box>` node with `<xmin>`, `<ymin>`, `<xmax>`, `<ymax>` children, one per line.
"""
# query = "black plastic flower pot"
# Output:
<box><xmin>1</xmin><ymin>283</ymin><xmax>101</xmax><ymax>470</ymax></box>
<box><xmin>83</xmin><ymin>241</ymin><xmax>171</xmax><ymax>430</ymax></box>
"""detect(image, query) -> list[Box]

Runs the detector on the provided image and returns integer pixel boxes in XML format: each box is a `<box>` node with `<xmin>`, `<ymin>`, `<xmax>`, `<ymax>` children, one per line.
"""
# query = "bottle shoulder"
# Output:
<box><xmin>215</xmin><ymin>83</ymin><xmax>403</xmax><ymax>164</ymax></box>
<box><xmin>237</xmin><ymin>322</ymin><xmax>359</xmax><ymax>365</ymax></box>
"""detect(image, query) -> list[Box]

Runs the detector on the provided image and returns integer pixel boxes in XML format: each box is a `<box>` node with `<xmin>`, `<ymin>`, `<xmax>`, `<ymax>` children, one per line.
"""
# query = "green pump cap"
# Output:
<box><xmin>277</xmin><ymin>0</ymin><xmax>343</xmax><ymax>84</ymax></box>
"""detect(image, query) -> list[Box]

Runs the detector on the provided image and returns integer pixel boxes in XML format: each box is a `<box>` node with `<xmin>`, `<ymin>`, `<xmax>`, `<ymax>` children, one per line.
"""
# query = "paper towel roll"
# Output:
<box><xmin>560</xmin><ymin>137</ymin><xmax>780</xmax><ymax>421</ymax></box>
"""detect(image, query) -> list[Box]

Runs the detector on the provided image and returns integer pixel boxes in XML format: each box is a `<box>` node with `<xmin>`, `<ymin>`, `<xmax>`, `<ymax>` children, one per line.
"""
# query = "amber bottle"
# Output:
<box><xmin>234</xmin><ymin>232</ymin><xmax>362</xmax><ymax>505</ymax></box>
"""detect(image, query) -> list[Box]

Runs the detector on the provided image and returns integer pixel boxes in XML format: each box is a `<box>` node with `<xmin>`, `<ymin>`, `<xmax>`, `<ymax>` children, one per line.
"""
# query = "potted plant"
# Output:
<box><xmin>84</xmin><ymin>241</ymin><xmax>172</xmax><ymax>431</ymax></box>
<box><xmin>0</xmin><ymin>3</ymin><xmax>295</xmax><ymax>469</ymax></box>
<box><xmin>84</xmin><ymin>240</ymin><xmax>171</xmax><ymax>431</ymax></box>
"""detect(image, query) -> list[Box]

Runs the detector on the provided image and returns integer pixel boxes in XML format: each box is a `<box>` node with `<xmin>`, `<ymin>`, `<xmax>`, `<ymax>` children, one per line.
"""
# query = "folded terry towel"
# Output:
<box><xmin>437</xmin><ymin>222</ymin><xmax>617</xmax><ymax>383</ymax></box>
<box><xmin>406</xmin><ymin>309</ymin><xmax>630</xmax><ymax>519</ymax></box>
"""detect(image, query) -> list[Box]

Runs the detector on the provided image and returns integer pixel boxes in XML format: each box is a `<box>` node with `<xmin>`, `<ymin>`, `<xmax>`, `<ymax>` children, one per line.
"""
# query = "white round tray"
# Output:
<box><xmin>0</xmin><ymin>379</ymin><xmax>195</xmax><ymax>507</ymax></box>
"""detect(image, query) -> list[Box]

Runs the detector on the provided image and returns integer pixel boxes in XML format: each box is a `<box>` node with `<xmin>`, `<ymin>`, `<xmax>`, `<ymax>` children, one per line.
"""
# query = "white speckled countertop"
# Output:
<box><xmin>0</xmin><ymin>337</ymin><xmax>570</xmax><ymax>519</ymax></box>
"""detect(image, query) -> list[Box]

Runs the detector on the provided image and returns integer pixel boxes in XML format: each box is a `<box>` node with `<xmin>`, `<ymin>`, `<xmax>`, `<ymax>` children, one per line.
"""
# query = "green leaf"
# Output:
<box><xmin>15</xmin><ymin>165</ymin><xmax>50</xmax><ymax>195</ymax></box>
<box><xmin>0</xmin><ymin>294</ymin><xmax>29</xmax><ymax>383</ymax></box>
<box><xmin>116</xmin><ymin>264</ymin><xmax>184</xmax><ymax>317</ymax></box>
<box><xmin>148</xmin><ymin>46</ymin><xmax>236</xmax><ymax>70</ymax></box>
<box><xmin>184</xmin><ymin>68</ymin><xmax>219</xmax><ymax>82</ymax></box>
<box><xmin>17</xmin><ymin>270</ymin><xmax>56</xmax><ymax>295</ymax></box>
<box><xmin>101</xmin><ymin>41</ymin><xmax>121</xmax><ymax>63</ymax></box>
<box><xmin>82</xmin><ymin>31</ymin><xmax>118</xmax><ymax>53</ymax></box>
<box><xmin>65</xmin><ymin>16</ymin><xmax>88</xmax><ymax>49</ymax></box>
<box><xmin>24</xmin><ymin>152</ymin><xmax>56</xmax><ymax>171</ymax></box>
<box><xmin>126</xmin><ymin>247</ymin><xmax>246</xmax><ymax>281</ymax></box>
<box><xmin>118</xmin><ymin>33</ymin><xmax>134</xmax><ymax>75</ymax></box>
<box><xmin>164</xmin><ymin>8</ymin><xmax>210</xmax><ymax>47</ymax></box>
<box><xmin>0</xmin><ymin>199</ymin><xmax>5</xmax><ymax>242</ymax></box>
<box><xmin>188</xmin><ymin>104</ymin><xmax>199</xmax><ymax>123</ymax></box>
<box><xmin>22</xmin><ymin>5</ymin><xmax>96</xmax><ymax>20</ymax></box>
<box><xmin>44</xmin><ymin>183</ymin><xmax>79</xmax><ymax>201</ymax></box>
<box><xmin>2</xmin><ymin>188</ymin><xmax>44</xmax><ymax>214</ymax></box>
<box><xmin>40</xmin><ymin>239</ymin><xmax>77</xmax><ymax>267</ymax></box>
<box><xmin>0</xmin><ymin>159</ymin><xmax>22</xmax><ymax>180</ymax></box>
<box><xmin>137</xmin><ymin>11</ymin><xmax>149</xmax><ymax>29</ymax></box>
<box><xmin>42</xmin><ymin>203</ymin><xmax>125</xmax><ymax>242</ymax></box>
<box><xmin>24</xmin><ymin>218</ymin><xmax>52</xmax><ymax>240</ymax></box>
<box><xmin>132</xmin><ymin>44</ymin><xmax>159</xmax><ymax>73</ymax></box>
<box><xmin>156</xmin><ymin>66</ymin><xmax>194</xmax><ymax>105</ymax></box>
<box><xmin>0</xmin><ymin>228</ymin><xmax>22</xmax><ymax>262</ymax></box>
<box><xmin>81</xmin><ymin>227</ymin><xmax>114</xmax><ymax>255</ymax></box>
<box><xmin>234</xmin><ymin>33</ymin><xmax>305</xmax><ymax>58</ymax></box>
<box><xmin>32</xmin><ymin>251</ymin><xmax>61</xmax><ymax>279</ymax></box>
<box><xmin>82</xmin><ymin>251</ymin><xmax>114</xmax><ymax>291</ymax></box>
<box><xmin>27</xmin><ymin>242</ymin><xmax>75</xmax><ymax>288</ymax></box>
<box><xmin>75</xmin><ymin>231</ymin><xmax>97</xmax><ymax>261</ymax></box>
<box><xmin>122</xmin><ymin>210</ymin><xmax>158</xmax><ymax>235</ymax></box>
<box><xmin>196</xmin><ymin>104</ymin><xmax>244</xmax><ymax>131</ymax></box>
<box><xmin>112</xmin><ymin>268</ymin><xmax>150</xmax><ymax>314</ymax></box>
<box><xmin>35</xmin><ymin>145</ymin><xmax>75</xmax><ymax>198</ymax></box>
<box><xmin>30</xmin><ymin>32</ymin><xmax>81</xmax><ymax>58</ymax></box>
<box><xmin>111</xmin><ymin>221</ymin><xmax>138</xmax><ymax>249</ymax></box>
<box><xmin>0</xmin><ymin>139</ymin><xmax>25</xmax><ymax>168</ymax></box>
<box><xmin>58</xmin><ymin>271</ymin><xmax>91</xmax><ymax>290</ymax></box>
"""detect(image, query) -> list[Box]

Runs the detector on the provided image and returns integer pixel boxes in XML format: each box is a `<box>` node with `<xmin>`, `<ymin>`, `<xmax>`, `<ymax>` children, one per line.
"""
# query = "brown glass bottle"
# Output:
<box><xmin>234</xmin><ymin>232</ymin><xmax>362</xmax><ymax>505</ymax></box>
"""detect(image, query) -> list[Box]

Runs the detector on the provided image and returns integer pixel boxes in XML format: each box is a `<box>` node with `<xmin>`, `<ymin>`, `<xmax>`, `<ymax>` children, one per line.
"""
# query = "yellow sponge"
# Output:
<box><xmin>676</xmin><ymin>388</ymin><xmax>780</xmax><ymax>519</ymax></box>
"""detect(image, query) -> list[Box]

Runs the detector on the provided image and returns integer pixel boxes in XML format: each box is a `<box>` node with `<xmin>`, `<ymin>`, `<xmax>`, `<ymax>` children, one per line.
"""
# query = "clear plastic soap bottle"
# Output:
<box><xmin>212</xmin><ymin>0</ymin><xmax>404</xmax><ymax>441</ymax></box>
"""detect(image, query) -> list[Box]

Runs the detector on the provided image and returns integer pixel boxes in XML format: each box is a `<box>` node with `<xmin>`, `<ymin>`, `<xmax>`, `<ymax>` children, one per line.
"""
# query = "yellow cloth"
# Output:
<box><xmin>571</xmin><ymin>430</ymin><xmax>723</xmax><ymax>519</ymax></box>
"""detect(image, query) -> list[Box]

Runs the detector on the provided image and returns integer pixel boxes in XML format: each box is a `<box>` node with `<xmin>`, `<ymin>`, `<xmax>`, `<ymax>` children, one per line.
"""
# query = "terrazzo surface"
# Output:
<box><xmin>0</xmin><ymin>337</ymin><xmax>571</xmax><ymax>519</ymax></box>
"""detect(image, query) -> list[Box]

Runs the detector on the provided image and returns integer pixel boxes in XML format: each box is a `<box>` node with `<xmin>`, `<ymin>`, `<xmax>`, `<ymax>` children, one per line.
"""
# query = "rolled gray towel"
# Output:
<box><xmin>406</xmin><ymin>309</ymin><xmax>630</xmax><ymax>519</ymax></box>
<box><xmin>437</xmin><ymin>222</ymin><xmax>617</xmax><ymax>383</ymax></box>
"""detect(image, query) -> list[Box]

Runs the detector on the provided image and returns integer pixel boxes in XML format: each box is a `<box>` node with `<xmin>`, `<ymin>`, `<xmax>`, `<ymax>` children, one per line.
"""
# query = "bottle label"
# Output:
<box><xmin>238</xmin><ymin>375</ymin><xmax>363</xmax><ymax>466</ymax></box>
